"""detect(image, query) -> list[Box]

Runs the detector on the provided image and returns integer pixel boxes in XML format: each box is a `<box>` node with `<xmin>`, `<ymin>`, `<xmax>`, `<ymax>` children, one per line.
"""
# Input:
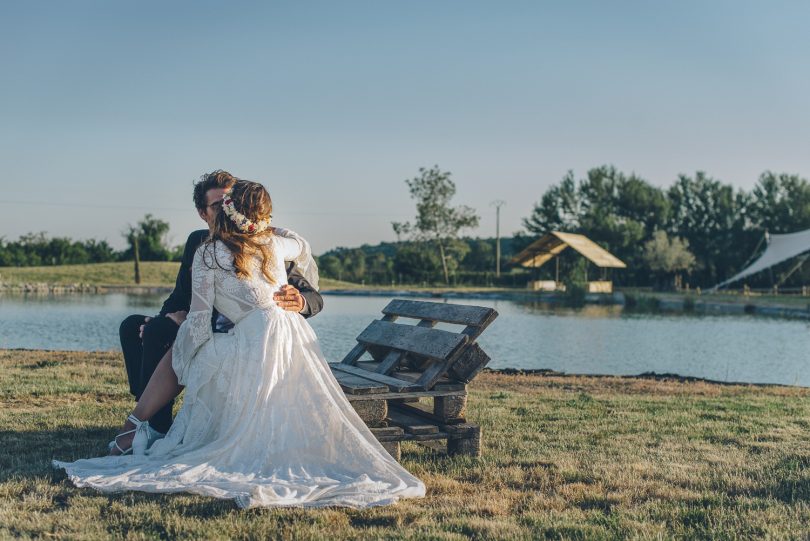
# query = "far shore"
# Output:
<box><xmin>2</xmin><ymin>261</ymin><xmax>809</xmax><ymax>319</ymax></box>
<box><xmin>4</xmin><ymin>347</ymin><xmax>805</xmax><ymax>389</ymax></box>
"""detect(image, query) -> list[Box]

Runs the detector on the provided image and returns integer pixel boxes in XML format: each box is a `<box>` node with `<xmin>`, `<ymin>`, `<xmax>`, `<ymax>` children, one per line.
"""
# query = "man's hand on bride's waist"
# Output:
<box><xmin>274</xmin><ymin>285</ymin><xmax>305</xmax><ymax>313</ymax></box>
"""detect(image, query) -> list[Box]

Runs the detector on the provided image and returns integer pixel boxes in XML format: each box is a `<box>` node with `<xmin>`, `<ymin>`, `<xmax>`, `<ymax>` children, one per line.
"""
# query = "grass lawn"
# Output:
<box><xmin>622</xmin><ymin>289</ymin><xmax>810</xmax><ymax>310</ymax></box>
<box><xmin>0</xmin><ymin>262</ymin><xmax>181</xmax><ymax>287</ymax></box>
<box><xmin>0</xmin><ymin>262</ymin><xmax>359</xmax><ymax>291</ymax></box>
<box><xmin>1</xmin><ymin>349</ymin><xmax>807</xmax><ymax>540</ymax></box>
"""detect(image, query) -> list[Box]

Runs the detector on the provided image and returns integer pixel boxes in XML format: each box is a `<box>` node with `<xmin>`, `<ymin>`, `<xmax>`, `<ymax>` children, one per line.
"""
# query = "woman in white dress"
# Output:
<box><xmin>53</xmin><ymin>180</ymin><xmax>426</xmax><ymax>509</ymax></box>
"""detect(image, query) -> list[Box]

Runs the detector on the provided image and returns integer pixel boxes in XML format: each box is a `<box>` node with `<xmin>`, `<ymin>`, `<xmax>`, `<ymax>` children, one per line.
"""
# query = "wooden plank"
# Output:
<box><xmin>406</xmin><ymin>431</ymin><xmax>450</xmax><ymax>442</ymax></box>
<box><xmin>392</xmin><ymin>370</ymin><xmax>467</xmax><ymax>391</ymax></box>
<box><xmin>340</xmin><ymin>342</ymin><xmax>367</xmax><ymax>366</ymax></box>
<box><xmin>373</xmin><ymin>423</ymin><xmax>479</xmax><ymax>444</ymax></box>
<box><xmin>345</xmin><ymin>388</ymin><xmax>467</xmax><ymax>401</ymax></box>
<box><xmin>443</xmin><ymin>422</ymin><xmax>480</xmax><ymax>439</ymax></box>
<box><xmin>350</xmin><ymin>399</ymin><xmax>387</xmax><ymax>424</ymax></box>
<box><xmin>434</xmin><ymin>395</ymin><xmax>467</xmax><ymax>420</ymax></box>
<box><xmin>356</xmin><ymin>360</ymin><xmax>382</xmax><ymax>371</ymax></box>
<box><xmin>371</xmin><ymin>426</ymin><xmax>404</xmax><ymax>438</ymax></box>
<box><xmin>329</xmin><ymin>363</ymin><xmax>421</xmax><ymax>392</ymax></box>
<box><xmin>374</xmin><ymin>431</ymin><xmax>450</xmax><ymax>443</ymax></box>
<box><xmin>416</xmin><ymin>440</ymin><xmax>447</xmax><ymax>452</ymax></box>
<box><xmin>376</xmin><ymin>349</ymin><xmax>407</xmax><ymax>374</ymax></box>
<box><xmin>367</xmin><ymin>345</ymin><xmax>389</xmax><ymax>362</ymax></box>
<box><xmin>448</xmin><ymin>343</ymin><xmax>491</xmax><ymax>383</ymax></box>
<box><xmin>383</xmin><ymin>299</ymin><xmax>496</xmax><ymax>327</ymax></box>
<box><xmin>387</xmin><ymin>409</ymin><xmax>439</xmax><ymax>435</ymax></box>
<box><xmin>415</xmin><ymin>358</ymin><xmax>457</xmax><ymax>391</ymax></box>
<box><xmin>391</xmin><ymin>402</ymin><xmax>465</xmax><ymax>425</ymax></box>
<box><xmin>461</xmin><ymin>308</ymin><xmax>500</xmax><ymax>341</ymax></box>
<box><xmin>357</xmin><ymin>320</ymin><xmax>468</xmax><ymax>362</ymax></box>
<box><xmin>330</xmin><ymin>370</ymin><xmax>388</xmax><ymax>395</ymax></box>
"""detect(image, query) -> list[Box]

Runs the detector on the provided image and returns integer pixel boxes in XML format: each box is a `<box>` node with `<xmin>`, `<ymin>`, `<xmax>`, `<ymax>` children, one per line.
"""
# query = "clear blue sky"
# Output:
<box><xmin>2</xmin><ymin>1</ymin><xmax>808</xmax><ymax>254</ymax></box>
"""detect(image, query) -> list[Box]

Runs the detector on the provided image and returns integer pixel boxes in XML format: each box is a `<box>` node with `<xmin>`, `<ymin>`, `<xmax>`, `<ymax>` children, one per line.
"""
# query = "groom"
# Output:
<box><xmin>119</xmin><ymin>170</ymin><xmax>323</xmax><ymax>436</ymax></box>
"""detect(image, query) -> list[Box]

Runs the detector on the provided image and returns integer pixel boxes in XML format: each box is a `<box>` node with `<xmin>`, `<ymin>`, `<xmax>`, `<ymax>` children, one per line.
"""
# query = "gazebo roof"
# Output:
<box><xmin>512</xmin><ymin>231</ymin><xmax>626</xmax><ymax>269</ymax></box>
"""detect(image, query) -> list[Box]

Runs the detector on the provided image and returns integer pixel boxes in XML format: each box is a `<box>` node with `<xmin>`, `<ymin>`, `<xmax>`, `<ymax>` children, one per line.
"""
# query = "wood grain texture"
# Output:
<box><xmin>339</xmin><ymin>342</ymin><xmax>367</xmax><ymax>366</ymax></box>
<box><xmin>350</xmin><ymin>399</ymin><xmax>387</xmax><ymax>424</ymax></box>
<box><xmin>330</xmin><ymin>370</ymin><xmax>388</xmax><ymax>395</ymax></box>
<box><xmin>447</xmin><ymin>343</ymin><xmax>491</xmax><ymax>383</ymax></box>
<box><xmin>382</xmin><ymin>299</ymin><xmax>496</xmax><ymax>327</ymax></box>
<box><xmin>357</xmin><ymin>320</ymin><xmax>468</xmax><ymax>362</ymax></box>
<box><xmin>376</xmin><ymin>349</ymin><xmax>407</xmax><ymax>374</ymax></box>
<box><xmin>329</xmin><ymin>363</ymin><xmax>421</xmax><ymax>392</ymax></box>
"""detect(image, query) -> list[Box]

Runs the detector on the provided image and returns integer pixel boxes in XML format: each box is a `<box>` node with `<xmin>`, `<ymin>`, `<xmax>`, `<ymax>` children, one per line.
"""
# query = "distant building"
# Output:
<box><xmin>511</xmin><ymin>231</ymin><xmax>626</xmax><ymax>293</ymax></box>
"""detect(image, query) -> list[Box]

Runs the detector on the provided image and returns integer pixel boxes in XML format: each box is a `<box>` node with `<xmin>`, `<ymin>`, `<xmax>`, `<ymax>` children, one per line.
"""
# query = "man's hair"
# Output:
<box><xmin>193</xmin><ymin>170</ymin><xmax>239</xmax><ymax>210</ymax></box>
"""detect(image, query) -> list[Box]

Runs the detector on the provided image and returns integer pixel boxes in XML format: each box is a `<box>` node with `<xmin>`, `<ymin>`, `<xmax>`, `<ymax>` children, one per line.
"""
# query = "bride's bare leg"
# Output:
<box><xmin>110</xmin><ymin>349</ymin><xmax>184</xmax><ymax>455</ymax></box>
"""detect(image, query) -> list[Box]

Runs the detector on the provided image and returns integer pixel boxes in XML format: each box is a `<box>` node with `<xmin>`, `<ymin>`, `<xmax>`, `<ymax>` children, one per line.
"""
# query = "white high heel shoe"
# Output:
<box><xmin>109</xmin><ymin>414</ymin><xmax>153</xmax><ymax>455</ymax></box>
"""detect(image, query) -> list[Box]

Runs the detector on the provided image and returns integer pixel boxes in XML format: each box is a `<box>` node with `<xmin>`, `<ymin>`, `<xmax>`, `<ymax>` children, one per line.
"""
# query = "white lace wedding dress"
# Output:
<box><xmin>53</xmin><ymin>233</ymin><xmax>426</xmax><ymax>508</ymax></box>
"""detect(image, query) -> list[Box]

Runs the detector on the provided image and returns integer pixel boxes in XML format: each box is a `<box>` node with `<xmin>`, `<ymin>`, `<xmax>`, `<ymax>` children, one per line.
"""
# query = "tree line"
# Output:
<box><xmin>320</xmin><ymin>165</ymin><xmax>810</xmax><ymax>289</ymax></box>
<box><xmin>0</xmin><ymin>215</ymin><xmax>182</xmax><ymax>267</ymax></box>
<box><xmin>521</xmin><ymin>166</ymin><xmax>810</xmax><ymax>288</ymax></box>
<box><xmin>4</xmin><ymin>165</ymin><xmax>810</xmax><ymax>290</ymax></box>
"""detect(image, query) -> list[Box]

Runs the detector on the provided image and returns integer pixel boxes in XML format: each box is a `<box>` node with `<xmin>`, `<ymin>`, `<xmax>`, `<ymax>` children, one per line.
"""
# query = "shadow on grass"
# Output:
<box><xmin>758</xmin><ymin>454</ymin><xmax>810</xmax><ymax>504</ymax></box>
<box><xmin>0</xmin><ymin>427</ymin><xmax>118</xmax><ymax>482</ymax></box>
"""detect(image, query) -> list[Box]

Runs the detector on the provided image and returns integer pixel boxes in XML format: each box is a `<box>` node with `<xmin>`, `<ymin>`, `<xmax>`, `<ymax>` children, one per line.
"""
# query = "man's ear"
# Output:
<box><xmin>197</xmin><ymin>208</ymin><xmax>207</xmax><ymax>222</ymax></box>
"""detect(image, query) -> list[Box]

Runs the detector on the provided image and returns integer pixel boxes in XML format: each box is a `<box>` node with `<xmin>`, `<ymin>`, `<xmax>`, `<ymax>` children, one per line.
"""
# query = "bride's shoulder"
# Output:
<box><xmin>193</xmin><ymin>239</ymin><xmax>233</xmax><ymax>268</ymax></box>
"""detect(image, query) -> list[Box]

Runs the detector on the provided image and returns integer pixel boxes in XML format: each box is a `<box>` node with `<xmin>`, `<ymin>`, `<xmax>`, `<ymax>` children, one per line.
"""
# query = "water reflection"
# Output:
<box><xmin>1</xmin><ymin>292</ymin><xmax>807</xmax><ymax>386</ymax></box>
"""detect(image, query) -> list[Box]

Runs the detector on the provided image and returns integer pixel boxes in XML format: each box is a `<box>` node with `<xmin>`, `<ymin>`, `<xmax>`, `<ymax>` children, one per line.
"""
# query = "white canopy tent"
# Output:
<box><xmin>713</xmin><ymin>228</ymin><xmax>810</xmax><ymax>290</ymax></box>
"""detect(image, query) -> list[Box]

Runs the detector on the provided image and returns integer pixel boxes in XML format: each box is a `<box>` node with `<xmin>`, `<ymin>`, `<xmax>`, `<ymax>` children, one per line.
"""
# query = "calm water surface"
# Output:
<box><xmin>1</xmin><ymin>293</ymin><xmax>808</xmax><ymax>386</ymax></box>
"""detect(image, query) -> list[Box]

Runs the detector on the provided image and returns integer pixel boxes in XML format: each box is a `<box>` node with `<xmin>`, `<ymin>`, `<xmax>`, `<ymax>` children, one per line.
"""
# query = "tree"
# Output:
<box><xmin>392</xmin><ymin>166</ymin><xmax>480</xmax><ymax>284</ymax></box>
<box><xmin>747</xmin><ymin>171</ymin><xmax>810</xmax><ymax>233</ymax></box>
<box><xmin>523</xmin><ymin>171</ymin><xmax>580</xmax><ymax>234</ymax></box>
<box><xmin>319</xmin><ymin>254</ymin><xmax>344</xmax><ymax>281</ymax></box>
<box><xmin>522</xmin><ymin>166</ymin><xmax>669</xmax><ymax>285</ymax></box>
<box><xmin>393</xmin><ymin>243</ymin><xmax>442</xmax><ymax>284</ymax></box>
<box><xmin>347</xmin><ymin>249</ymin><xmax>367</xmax><ymax>282</ymax></box>
<box><xmin>666</xmin><ymin>172</ymin><xmax>750</xmax><ymax>285</ymax></box>
<box><xmin>462</xmin><ymin>239</ymin><xmax>495</xmax><ymax>272</ymax></box>
<box><xmin>642</xmin><ymin>230</ymin><xmax>696</xmax><ymax>289</ymax></box>
<box><xmin>122</xmin><ymin>214</ymin><xmax>172</xmax><ymax>261</ymax></box>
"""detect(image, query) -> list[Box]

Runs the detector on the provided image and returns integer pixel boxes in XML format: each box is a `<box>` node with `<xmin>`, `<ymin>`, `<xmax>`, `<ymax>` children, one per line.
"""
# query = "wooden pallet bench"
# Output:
<box><xmin>328</xmin><ymin>298</ymin><xmax>498</xmax><ymax>460</ymax></box>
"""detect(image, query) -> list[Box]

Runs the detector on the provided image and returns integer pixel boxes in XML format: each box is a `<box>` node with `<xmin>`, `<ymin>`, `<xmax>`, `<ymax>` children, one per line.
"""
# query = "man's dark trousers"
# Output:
<box><xmin>119</xmin><ymin>315</ymin><xmax>179</xmax><ymax>433</ymax></box>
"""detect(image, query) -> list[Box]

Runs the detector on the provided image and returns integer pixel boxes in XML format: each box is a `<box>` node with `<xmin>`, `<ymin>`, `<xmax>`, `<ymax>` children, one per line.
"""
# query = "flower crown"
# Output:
<box><xmin>222</xmin><ymin>192</ymin><xmax>272</xmax><ymax>234</ymax></box>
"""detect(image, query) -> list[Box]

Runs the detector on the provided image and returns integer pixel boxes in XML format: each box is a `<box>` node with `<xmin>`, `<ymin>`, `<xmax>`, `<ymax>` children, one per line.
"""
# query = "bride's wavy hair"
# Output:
<box><xmin>205</xmin><ymin>180</ymin><xmax>276</xmax><ymax>284</ymax></box>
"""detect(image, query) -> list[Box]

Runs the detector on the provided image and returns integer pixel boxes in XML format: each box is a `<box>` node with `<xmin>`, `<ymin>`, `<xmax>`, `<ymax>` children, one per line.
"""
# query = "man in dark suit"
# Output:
<box><xmin>119</xmin><ymin>171</ymin><xmax>323</xmax><ymax>436</ymax></box>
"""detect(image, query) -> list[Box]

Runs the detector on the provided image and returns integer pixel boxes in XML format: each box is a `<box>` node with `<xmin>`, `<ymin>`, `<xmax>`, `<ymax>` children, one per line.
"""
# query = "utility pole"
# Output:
<box><xmin>490</xmin><ymin>200</ymin><xmax>506</xmax><ymax>278</ymax></box>
<box><xmin>133</xmin><ymin>233</ymin><xmax>141</xmax><ymax>285</ymax></box>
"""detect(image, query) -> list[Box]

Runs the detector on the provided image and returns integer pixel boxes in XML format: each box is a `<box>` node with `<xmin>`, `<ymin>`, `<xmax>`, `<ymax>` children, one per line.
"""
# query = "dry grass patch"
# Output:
<box><xmin>0</xmin><ymin>349</ymin><xmax>808</xmax><ymax>539</ymax></box>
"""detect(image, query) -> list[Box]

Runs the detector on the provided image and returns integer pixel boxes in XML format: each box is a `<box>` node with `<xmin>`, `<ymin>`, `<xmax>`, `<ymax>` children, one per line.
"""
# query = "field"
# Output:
<box><xmin>0</xmin><ymin>262</ymin><xmax>181</xmax><ymax>287</ymax></box>
<box><xmin>1</xmin><ymin>349</ymin><xmax>808</xmax><ymax>540</ymax></box>
<box><xmin>0</xmin><ymin>262</ymin><xmax>354</xmax><ymax>291</ymax></box>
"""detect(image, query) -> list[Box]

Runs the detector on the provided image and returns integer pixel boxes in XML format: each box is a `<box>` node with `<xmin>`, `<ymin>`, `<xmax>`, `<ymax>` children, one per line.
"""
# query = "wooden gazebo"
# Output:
<box><xmin>512</xmin><ymin>231</ymin><xmax>626</xmax><ymax>293</ymax></box>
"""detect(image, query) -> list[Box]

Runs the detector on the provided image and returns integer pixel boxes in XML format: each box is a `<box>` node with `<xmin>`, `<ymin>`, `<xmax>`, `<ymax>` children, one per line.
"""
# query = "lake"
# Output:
<box><xmin>1</xmin><ymin>293</ymin><xmax>808</xmax><ymax>386</ymax></box>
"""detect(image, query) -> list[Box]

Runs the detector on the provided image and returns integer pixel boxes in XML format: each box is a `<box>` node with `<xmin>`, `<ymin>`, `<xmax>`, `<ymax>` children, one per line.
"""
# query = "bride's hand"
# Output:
<box><xmin>166</xmin><ymin>311</ymin><xmax>188</xmax><ymax>326</ymax></box>
<box><xmin>274</xmin><ymin>285</ymin><xmax>304</xmax><ymax>312</ymax></box>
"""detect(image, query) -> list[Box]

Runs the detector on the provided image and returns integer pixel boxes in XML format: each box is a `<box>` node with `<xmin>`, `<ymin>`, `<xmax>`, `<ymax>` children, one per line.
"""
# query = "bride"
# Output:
<box><xmin>53</xmin><ymin>180</ymin><xmax>426</xmax><ymax>509</ymax></box>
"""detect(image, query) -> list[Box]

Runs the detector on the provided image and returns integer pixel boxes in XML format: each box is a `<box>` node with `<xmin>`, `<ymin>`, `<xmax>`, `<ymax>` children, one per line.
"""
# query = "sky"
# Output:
<box><xmin>1</xmin><ymin>1</ymin><xmax>809</xmax><ymax>254</ymax></box>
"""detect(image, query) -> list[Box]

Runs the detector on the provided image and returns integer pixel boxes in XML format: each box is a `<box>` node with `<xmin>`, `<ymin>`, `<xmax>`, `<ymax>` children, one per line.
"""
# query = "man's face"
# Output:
<box><xmin>198</xmin><ymin>188</ymin><xmax>228</xmax><ymax>230</ymax></box>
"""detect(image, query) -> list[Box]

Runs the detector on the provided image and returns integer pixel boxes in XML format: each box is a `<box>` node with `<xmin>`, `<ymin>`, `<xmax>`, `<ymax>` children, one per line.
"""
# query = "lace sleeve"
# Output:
<box><xmin>273</xmin><ymin>227</ymin><xmax>320</xmax><ymax>291</ymax></box>
<box><xmin>172</xmin><ymin>245</ymin><xmax>216</xmax><ymax>385</ymax></box>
